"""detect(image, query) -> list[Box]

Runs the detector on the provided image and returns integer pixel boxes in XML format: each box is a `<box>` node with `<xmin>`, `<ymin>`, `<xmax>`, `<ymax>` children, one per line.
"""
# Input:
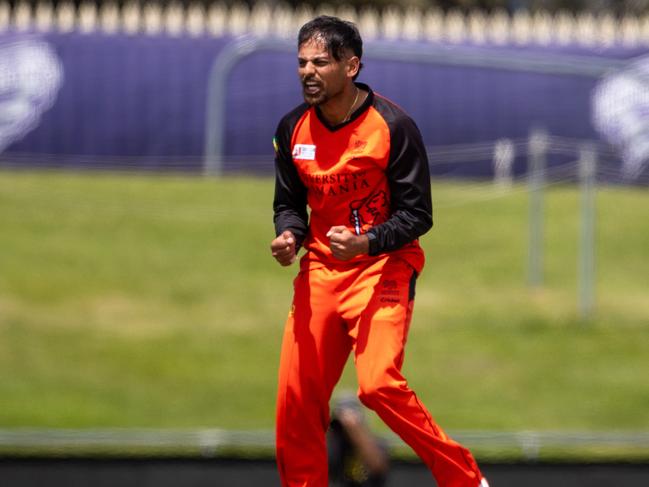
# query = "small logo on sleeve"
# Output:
<box><xmin>292</xmin><ymin>144</ymin><xmax>316</xmax><ymax>160</ymax></box>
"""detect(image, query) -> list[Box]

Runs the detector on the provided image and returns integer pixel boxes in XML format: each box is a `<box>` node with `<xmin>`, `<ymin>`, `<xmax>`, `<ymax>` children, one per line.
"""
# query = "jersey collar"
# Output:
<box><xmin>314</xmin><ymin>82</ymin><xmax>374</xmax><ymax>132</ymax></box>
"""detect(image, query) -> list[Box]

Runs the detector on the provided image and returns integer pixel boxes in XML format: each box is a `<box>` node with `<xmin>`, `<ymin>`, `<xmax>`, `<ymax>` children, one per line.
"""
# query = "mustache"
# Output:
<box><xmin>301</xmin><ymin>76</ymin><xmax>322</xmax><ymax>87</ymax></box>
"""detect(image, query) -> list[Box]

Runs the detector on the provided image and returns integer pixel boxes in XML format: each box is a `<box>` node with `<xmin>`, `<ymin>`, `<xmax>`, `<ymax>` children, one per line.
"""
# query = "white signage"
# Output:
<box><xmin>0</xmin><ymin>38</ymin><xmax>63</xmax><ymax>154</ymax></box>
<box><xmin>592</xmin><ymin>55</ymin><xmax>649</xmax><ymax>181</ymax></box>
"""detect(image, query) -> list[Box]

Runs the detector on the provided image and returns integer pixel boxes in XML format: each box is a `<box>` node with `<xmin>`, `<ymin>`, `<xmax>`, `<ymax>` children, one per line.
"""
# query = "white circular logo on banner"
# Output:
<box><xmin>592</xmin><ymin>55</ymin><xmax>649</xmax><ymax>181</ymax></box>
<box><xmin>0</xmin><ymin>38</ymin><xmax>63</xmax><ymax>154</ymax></box>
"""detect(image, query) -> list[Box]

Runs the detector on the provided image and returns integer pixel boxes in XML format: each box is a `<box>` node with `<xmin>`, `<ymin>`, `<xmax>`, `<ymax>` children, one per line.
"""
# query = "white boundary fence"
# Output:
<box><xmin>1</xmin><ymin>1</ymin><xmax>649</xmax><ymax>47</ymax></box>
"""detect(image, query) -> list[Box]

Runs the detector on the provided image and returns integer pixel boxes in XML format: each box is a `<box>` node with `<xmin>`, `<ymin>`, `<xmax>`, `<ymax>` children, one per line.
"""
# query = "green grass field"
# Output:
<box><xmin>1</xmin><ymin>170</ymin><xmax>648</xmax><ymax>446</ymax></box>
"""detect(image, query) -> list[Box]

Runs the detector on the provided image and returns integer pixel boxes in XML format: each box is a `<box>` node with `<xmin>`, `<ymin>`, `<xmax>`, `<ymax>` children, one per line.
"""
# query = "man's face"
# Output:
<box><xmin>298</xmin><ymin>38</ymin><xmax>352</xmax><ymax>106</ymax></box>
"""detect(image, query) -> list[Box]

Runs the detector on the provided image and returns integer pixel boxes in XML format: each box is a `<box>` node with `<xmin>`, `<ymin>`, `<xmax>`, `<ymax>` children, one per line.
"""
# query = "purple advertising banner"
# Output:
<box><xmin>0</xmin><ymin>31</ymin><xmax>647</xmax><ymax>179</ymax></box>
<box><xmin>0</xmin><ymin>32</ymin><xmax>231</xmax><ymax>170</ymax></box>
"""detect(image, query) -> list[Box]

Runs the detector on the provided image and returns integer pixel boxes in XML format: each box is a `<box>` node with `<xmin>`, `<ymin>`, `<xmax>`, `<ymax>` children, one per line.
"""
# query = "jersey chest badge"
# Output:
<box><xmin>292</xmin><ymin>144</ymin><xmax>316</xmax><ymax>160</ymax></box>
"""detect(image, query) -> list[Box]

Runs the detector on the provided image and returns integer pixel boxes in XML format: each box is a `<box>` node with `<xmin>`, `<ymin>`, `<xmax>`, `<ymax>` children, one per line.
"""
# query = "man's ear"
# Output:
<box><xmin>347</xmin><ymin>56</ymin><xmax>360</xmax><ymax>79</ymax></box>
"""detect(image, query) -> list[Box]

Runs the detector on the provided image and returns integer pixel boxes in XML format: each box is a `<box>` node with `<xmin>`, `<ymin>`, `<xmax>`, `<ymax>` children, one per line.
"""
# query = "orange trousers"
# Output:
<box><xmin>275</xmin><ymin>255</ymin><xmax>484</xmax><ymax>487</ymax></box>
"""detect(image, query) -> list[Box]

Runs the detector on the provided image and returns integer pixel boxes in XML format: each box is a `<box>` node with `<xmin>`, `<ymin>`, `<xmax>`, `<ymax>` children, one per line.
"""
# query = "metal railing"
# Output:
<box><xmin>2</xmin><ymin>428</ymin><xmax>649</xmax><ymax>461</ymax></box>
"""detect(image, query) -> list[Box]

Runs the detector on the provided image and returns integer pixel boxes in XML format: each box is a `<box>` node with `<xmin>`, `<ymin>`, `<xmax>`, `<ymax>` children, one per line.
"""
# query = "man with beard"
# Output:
<box><xmin>270</xmin><ymin>16</ymin><xmax>488</xmax><ymax>487</ymax></box>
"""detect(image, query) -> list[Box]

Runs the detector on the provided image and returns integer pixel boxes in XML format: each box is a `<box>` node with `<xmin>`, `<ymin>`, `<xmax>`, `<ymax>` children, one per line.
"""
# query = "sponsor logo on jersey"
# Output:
<box><xmin>292</xmin><ymin>144</ymin><xmax>316</xmax><ymax>160</ymax></box>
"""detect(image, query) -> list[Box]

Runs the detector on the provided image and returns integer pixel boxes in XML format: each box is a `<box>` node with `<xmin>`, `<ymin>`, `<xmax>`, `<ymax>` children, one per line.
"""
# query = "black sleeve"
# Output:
<box><xmin>366</xmin><ymin>115</ymin><xmax>433</xmax><ymax>255</ymax></box>
<box><xmin>272</xmin><ymin>118</ymin><xmax>309</xmax><ymax>248</ymax></box>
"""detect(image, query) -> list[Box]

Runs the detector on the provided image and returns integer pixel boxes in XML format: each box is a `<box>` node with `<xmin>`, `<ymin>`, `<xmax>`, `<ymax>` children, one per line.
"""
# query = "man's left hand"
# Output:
<box><xmin>326</xmin><ymin>226</ymin><xmax>369</xmax><ymax>261</ymax></box>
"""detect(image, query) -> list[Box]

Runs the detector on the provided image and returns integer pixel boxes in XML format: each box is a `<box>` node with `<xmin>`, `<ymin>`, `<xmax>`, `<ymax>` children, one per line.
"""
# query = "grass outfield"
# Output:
<box><xmin>0</xmin><ymin>169</ymin><xmax>648</xmax><ymax>438</ymax></box>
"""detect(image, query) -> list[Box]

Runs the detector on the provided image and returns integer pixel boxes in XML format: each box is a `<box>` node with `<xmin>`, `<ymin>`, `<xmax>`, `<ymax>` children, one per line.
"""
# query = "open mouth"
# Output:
<box><xmin>302</xmin><ymin>80</ymin><xmax>322</xmax><ymax>95</ymax></box>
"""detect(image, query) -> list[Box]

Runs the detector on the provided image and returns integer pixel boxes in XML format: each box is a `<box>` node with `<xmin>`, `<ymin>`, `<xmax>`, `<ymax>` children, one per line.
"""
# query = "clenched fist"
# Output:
<box><xmin>271</xmin><ymin>230</ymin><xmax>297</xmax><ymax>266</ymax></box>
<box><xmin>326</xmin><ymin>226</ymin><xmax>369</xmax><ymax>261</ymax></box>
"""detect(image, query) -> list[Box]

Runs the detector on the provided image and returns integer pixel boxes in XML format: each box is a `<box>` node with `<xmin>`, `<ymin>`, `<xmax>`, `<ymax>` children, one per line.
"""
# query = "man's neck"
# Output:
<box><xmin>319</xmin><ymin>84</ymin><xmax>361</xmax><ymax>126</ymax></box>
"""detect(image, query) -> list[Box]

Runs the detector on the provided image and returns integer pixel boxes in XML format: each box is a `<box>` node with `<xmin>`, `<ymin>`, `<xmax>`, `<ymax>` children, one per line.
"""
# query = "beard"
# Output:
<box><xmin>301</xmin><ymin>77</ymin><xmax>328</xmax><ymax>106</ymax></box>
<box><xmin>303</xmin><ymin>91</ymin><xmax>328</xmax><ymax>106</ymax></box>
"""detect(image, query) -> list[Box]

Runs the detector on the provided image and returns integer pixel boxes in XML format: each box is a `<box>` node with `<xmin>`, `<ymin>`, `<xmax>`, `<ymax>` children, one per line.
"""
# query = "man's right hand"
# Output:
<box><xmin>270</xmin><ymin>230</ymin><xmax>297</xmax><ymax>266</ymax></box>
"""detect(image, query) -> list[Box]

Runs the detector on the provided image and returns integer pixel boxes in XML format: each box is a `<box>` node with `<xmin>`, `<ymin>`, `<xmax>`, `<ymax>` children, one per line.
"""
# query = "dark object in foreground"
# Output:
<box><xmin>328</xmin><ymin>394</ymin><xmax>390</xmax><ymax>486</ymax></box>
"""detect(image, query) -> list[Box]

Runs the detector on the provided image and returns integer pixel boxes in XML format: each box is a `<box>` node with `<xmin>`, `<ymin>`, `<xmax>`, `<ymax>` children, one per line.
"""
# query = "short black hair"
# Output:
<box><xmin>298</xmin><ymin>15</ymin><xmax>364</xmax><ymax>78</ymax></box>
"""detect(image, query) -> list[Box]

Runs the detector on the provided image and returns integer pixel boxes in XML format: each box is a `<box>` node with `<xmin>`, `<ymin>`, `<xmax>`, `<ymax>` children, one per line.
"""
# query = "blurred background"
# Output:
<box><xmin>0</xmin><ymin>1</ymin><xmax>648</xmax><ymax>486</ymax></box>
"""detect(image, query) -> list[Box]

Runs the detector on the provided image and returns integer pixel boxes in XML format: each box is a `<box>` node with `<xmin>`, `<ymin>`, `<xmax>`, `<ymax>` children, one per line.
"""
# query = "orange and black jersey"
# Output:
<box><xmin>273</xmin><ymin>83</ymin><xmax>433</xmax><ymax>273</ymax></box>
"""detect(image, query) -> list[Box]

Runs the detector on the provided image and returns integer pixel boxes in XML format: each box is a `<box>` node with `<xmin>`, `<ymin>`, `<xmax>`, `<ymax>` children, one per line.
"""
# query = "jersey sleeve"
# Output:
<box><xmin>272</xmin><ymin>117</ymin><xmax>309</xmax><ymax>248</ymax></box>
<box><xmin>366</xmin><ymin>114</ymin><xmax>433</xmax><ymax>255</ymax></box>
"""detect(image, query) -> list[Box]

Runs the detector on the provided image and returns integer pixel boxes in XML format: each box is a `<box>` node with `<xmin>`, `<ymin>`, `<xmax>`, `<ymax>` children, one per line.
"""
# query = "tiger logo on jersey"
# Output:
<box><xmin>349</xmin><ymin>190</ymin><xmax>389</xmax><ymax>235</ymax></box>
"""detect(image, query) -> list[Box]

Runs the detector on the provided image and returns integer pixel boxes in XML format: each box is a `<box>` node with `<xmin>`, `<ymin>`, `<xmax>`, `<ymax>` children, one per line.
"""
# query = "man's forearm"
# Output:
<box><xmin>366</xmin><ymin>207</ymin><xmax>432</xmax><ymax>255</ymax></box>
<box><xmin>274</xmin><ymin>209</ymin><xmax>308</xmax><ymax>248</ymax></box>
